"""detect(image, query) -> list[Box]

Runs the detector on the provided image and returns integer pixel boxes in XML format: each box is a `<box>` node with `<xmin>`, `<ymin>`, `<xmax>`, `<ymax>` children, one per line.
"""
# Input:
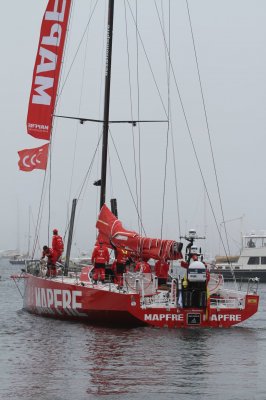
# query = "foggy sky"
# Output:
<box><xmin>1</xmin><ymin>0</ymin><xmax>266</xmax><ymax>258</ymax></box>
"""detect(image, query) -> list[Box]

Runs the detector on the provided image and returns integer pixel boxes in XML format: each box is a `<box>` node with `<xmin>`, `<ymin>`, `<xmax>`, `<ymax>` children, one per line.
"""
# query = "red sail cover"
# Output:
<box><xmin>96</xmin><ymin>205</ymin><xmax>183</xmax><ymax>261</ymax></box>
<box><xmin>18</xmin><ymin>143</ymin><xmax>49</xmax><ymax>172</ymax></box>
<box><xmin>27</xmin><ymin>0</ymin><xmax>71</xmax><ymax>140</ymax></box>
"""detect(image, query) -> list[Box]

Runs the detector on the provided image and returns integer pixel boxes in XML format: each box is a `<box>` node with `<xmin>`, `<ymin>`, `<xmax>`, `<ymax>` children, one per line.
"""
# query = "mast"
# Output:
<box><xmin>27</xmin><ymin>206</ymin><xmax>31</xmax><ymax>258</ymax></box>
<box><xmin>100</xmin><ymin>0</ymin><xmax>114</xmax><ymax>209</ymax></box>
<box><xmin>64</xmin><ymin>198</ymin><xmax>77</xmax><ymax>276</ymax></box>
<box><xmin>16</xmin><ymin>198</ymin><xmax>20</xmax><ymax>253</ymax></box>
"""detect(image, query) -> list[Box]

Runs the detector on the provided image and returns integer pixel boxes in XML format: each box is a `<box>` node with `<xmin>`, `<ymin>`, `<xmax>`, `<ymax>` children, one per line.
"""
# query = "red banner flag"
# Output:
<box><xmin>18</xmin><ymin>143</ymin><xmax>49</xmax><ymax>172</ymax></box>
<box><xmin>27</xmin><ymin>0</ymin><xmax>72</xmax><ymax>140</ymax></box>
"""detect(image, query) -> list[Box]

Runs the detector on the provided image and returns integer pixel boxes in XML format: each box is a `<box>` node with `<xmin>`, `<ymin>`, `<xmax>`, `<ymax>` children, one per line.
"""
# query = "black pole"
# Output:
<box><xmin>100</xmin><ymin>0</ymin><xmax>114</xmax><ymax>209</ymax></box>
<box><xmin>110</xmin><ymin>198</ymin><xmax>118</xmax><ymax>217</ymax></box>
<box><xmin>64</xmin><ymin>198</ymin><xmax>77</xmax><ymax>276</ymax></box>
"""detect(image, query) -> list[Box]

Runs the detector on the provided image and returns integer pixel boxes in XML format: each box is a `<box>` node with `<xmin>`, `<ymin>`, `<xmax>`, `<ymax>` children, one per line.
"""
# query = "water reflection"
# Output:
<box><xmin>1</xmin><ymin>259</ymin><xmax>266</xmax><ymax>400</ymax></box>
<box><xmin>84</xmin><ymin>328</ymin><xmax>143</xmax><ymax>395</ymax></box>
<box><xmin>81</xmin><ymin>327</ymin><xmax>215</xmax><ymax>396</ymax></box>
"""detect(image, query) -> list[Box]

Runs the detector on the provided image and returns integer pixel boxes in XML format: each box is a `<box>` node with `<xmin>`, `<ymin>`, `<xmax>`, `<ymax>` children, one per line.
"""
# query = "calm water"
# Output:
<box><xmin>1</xmin><ymin>259</ymin><xmax>266</xmax><ymax>400</ymax></box>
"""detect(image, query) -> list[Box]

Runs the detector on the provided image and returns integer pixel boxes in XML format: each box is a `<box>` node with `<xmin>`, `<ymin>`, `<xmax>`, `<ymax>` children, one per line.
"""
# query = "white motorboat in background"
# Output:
<box><xmin>213</xmin><ymin>231</ymin><xmax>266</xmax><ymax>282</ymax></box>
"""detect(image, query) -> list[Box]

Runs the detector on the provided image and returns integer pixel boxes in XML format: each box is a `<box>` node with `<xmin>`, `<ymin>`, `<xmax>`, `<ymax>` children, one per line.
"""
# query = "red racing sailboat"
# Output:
<box><xmin>17</xmin><ymin>204</ymin><xmax>259</xmax><ymax>328</ymax></box>
<box><xmin>13</xmin><ymin>0</ymin><xmax>259</xmax><ymax>328</ymax></box>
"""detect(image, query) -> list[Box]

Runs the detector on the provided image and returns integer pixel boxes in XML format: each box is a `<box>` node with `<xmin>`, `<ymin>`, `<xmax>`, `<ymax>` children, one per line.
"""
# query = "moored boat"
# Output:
<box><xmin>9</xmin><ymin>255</ymin><xmax>34</xmax><ymax>266</ymax></box>
<box><xmin>213</xmin><ymin>232</ymin><xmax>266</xmax><ymax>283</ymax></box>
<box><xmin>9</xmin><ymin>259</ymin><xmax>27</xmax><ymax>266</ymax></box>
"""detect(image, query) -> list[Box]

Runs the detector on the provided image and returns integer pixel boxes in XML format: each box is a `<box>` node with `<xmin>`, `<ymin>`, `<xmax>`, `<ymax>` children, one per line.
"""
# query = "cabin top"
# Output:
<box><xmin>242</xmin><ymin>232</ymin><xmax>266</xmax><ymax>249</ymax></box>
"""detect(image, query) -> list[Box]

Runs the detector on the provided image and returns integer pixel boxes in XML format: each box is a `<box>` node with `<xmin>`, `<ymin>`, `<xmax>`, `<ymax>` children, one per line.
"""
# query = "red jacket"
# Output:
<box><xmin>116</xmin><ymin>249</ymin><xmax>129</xmax><ymax>264</ymax></box>
<box><xmin>134</xmin><ymin>261</ymin><xmax>151</xmax><ymax>273</ymax></box>
<box><xmin>155</xmin><ymin>260</ymin><xmax>169</xmax><ymax>279</ymax></box>
<box><xmin>91</xmin><ymin>245</ymin><xmax>110</xmax><ymax>265</ymax></box>
<box><xmin>42</xmin><ymin>247</ymin><xmax>57</xmax><ymax>265</ymax></box>
<box><xmin>52</xmin><ymin>234</ymin><xmax>64</xmax><ymax>255</ymax></box>
<box><xmin>180</xmin><ymin>260</ymin><xmax>189</xmax><ymax>269</ymax></box>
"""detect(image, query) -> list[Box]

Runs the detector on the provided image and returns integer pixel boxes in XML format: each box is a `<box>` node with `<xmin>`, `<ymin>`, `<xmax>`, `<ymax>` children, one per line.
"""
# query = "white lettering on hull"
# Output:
<box><xmin>144</xmin><ymin>314</ymin><xmax>184</xmax><ymax>322</ymax></box>
<box><xmin>35</xmin><ymin>288</ymin><xmax>86</xmax><ymax>316</ymax></box>
<box><xmin>210</xmin><ymin>314</ymin><xmax>241</xmax><ymax>322</ymax></box>
<box><xmin>144</xmin><ymin>313</ymin><xmax>241</xmax><ymax>324</ymax></box>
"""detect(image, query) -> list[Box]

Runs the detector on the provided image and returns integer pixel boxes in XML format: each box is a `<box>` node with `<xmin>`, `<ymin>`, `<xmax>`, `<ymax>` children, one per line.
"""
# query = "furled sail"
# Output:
<box><xmin>96</xmin><ymin>204</ymin><xmax>183</xmax><ymax>261</ymax></box>
<box><xmin>27</xmin><ymin>0</ymin><xmax>72</xmax><ymax>140</ymax></box>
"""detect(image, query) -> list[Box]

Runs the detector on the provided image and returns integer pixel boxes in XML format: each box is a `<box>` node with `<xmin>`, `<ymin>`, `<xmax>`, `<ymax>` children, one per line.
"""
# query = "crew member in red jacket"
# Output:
<box><xmin>112</xmin><ymin>248</ymin><xmax>129</xmax><ymax>286</ymax></box>
<box><xmin>134</xmin><ymin>259</ymin><xmax>152</xmax><ymax>273</ymax></box>
<box><xmin>52</xmin><ymin>229</ymin><xmax>64</xmax><ymax>261</ymax></box>
<box><xmin>155</xmin><ymin>259</ymin><xmax>169</xmax><ymax>286</ymax></box>
<box><xmin>41</xmin><ymin>245</ymin><xmax>57</xmax><ymax>277</ymax></box>
<box><xmin>91</xmin><ymin>242</ymin><xmax>110</xmax><ymax>283</ymax></box>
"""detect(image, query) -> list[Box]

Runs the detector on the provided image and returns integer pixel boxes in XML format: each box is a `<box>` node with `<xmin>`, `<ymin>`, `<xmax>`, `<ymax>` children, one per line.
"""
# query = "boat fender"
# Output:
<box><xmin>182</xmin><ymin>276</ymin><xmax>188</xmax><ymax>289</ymax></box>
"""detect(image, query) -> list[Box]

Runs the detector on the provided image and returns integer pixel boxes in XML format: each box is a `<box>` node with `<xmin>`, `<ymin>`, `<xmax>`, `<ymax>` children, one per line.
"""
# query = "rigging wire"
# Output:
<box><xmin>169</xmin><ymin>107</ymin><xmax>182</xmax><ymax>237</ymax></box>
<box><xmin>47</xmin><ymin>0</ymin><xmax>100</xmax><ymax>248</ymax></box>
<box><xmin>46</xmin><ymin>1</ymin><xmax>75</xmax><ymax>245</ymax></box>
<box><xmin>126</xmin><ymin>0</ymin><xmax>174</xmax><ymax>237</ymax></box>
<box><xmin>158</xmin><ymin>0</ymin><xmax>182</xmax><ymax>238</ymax></box>
<box><xmin>46</xmin><ymin>1</ymin><xmax>74</xmax><ymax>246</ymax></box>
<box><xmin>109</xmin><ymin>128</ymin><xmax>147</xmax><ymax>236</ymax></box>
<box><xmin>31</xmin><ymin>0</ymin><xmax>76</xmax><ymax>254</ymax></box>
<box><xmin>64</xmin><ymin>134</ymin><xmax>102</xmax><ymax>238</ymax></box>
<box><xmin>126</xmin><ymin>0</ymin><xmax>168</xmax><ymax>119</ymax></box>
<box><xmin>123</xmin><ymin>0</ymin><xmax>141</xmax><ymax>233</ymax></box>
<box><xmin>185</xmin><ymin>0</ymin><xmax>232</xmax><ymax>260</ymax></box>
<box><xmin>31</xmin><ymin>170</ymin><xmax>48</xmax><ymax>258</ymax></box>
<box><xmin>29</xmin><ymin>207</ymin><xmax>41</xmax><ymax>258</ymax></box>
<box><xmin>154</xmin><ymin>1</ymin><xmax>229</xmax><ymax>260</ymax></box>
<box><xmin>47</xmin><ymin>137</ymin><xmax>52</xmax><ymax>245</ymax></box>
<box><xmin>159</xmin><ymin>0</ymin><xmax>171</xmax><ymax>240</ymax></box>
<box><xmin>154</xmin><ymin>1</ymin><xmax>182</xmax><ymax>239</ymax></box>
<box><xmin>108</xmin><ymin>147</ymin><xmax>114</xmax><ymax>199</ymax></box>
<box><xmin>65</xmin><ymin>0</ymin><xmax>95</xmax><ymax>238</ymax></box>
<box><xmin>55</xmin><ymin>0</ymin><xmax>100</xmax><ymax>106</ymax></box>
<box><xmin>135</xmin><ymin>1</ymin><xmax>143</xmax><ymax>235</ymax></box>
